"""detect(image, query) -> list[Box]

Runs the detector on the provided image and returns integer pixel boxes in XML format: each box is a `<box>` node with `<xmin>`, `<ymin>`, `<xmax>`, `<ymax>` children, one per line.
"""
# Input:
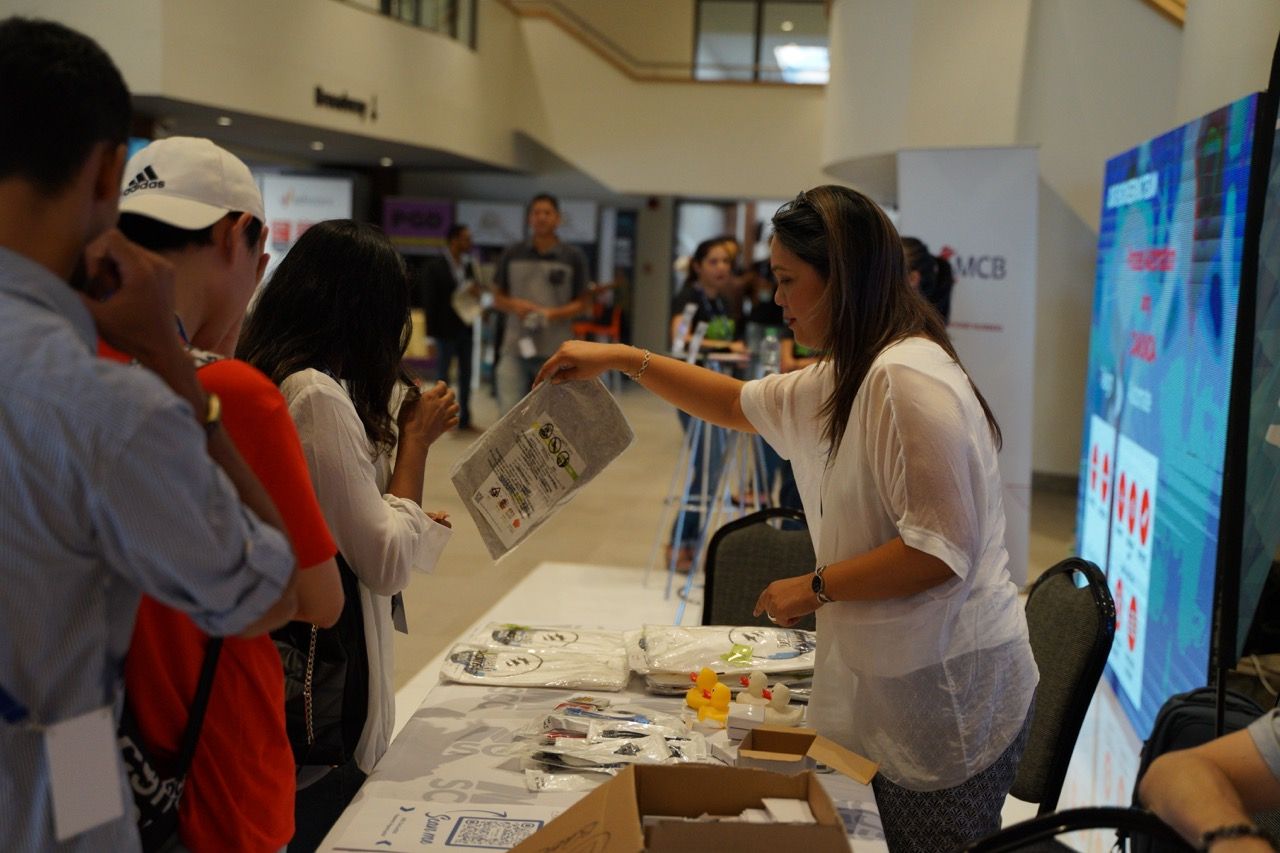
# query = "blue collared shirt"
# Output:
<box><xmin>0</xmin><ymin>247</ymin><xmax>294</xmax><ymax>851</ymax></box>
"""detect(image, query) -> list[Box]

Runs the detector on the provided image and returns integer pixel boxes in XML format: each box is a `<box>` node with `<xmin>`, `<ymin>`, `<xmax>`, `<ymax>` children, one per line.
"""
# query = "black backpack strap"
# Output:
<box><xmin>172</xmin><ymin>638</ymin><xmax>223</xmax><ymax>777</ymax></box>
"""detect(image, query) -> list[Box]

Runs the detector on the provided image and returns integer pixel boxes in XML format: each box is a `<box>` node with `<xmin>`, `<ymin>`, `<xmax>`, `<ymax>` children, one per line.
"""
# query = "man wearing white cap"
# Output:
<box><xmin>114</xmin><ymin>136</ymin><xmax>343</xmax><ymax>853</ymax></box>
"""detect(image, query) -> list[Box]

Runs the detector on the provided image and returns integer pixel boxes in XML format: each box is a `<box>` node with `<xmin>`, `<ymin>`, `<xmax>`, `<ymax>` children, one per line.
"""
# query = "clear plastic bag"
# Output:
<box><xmin>641</xmin><ymin>625</ymin><xmax>818</xmax><ymax>675</ymax></box>
<box><xmin>439</xmin><ymin>644</ymin><xmax>629</xmax><ymax>691</ymax></box>
<box><xmin>450</xmin><ymin>379</ymin><xmax>634</xmax><ymax>560</ymax></box>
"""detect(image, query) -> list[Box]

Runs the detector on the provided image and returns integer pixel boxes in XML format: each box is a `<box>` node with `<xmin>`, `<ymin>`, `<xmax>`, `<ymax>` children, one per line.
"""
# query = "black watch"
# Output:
<box><xmin>812</xmin><ymin>565</ymin><xmax>833</xmax><ymax>604</ymax></box>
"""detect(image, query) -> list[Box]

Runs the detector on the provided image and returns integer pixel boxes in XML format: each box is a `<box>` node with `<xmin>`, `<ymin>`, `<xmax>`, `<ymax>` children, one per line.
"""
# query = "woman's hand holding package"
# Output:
<box><xmin>535</xmin><ymin>341</ymin><xmax>627</xmax><ymax>386</ymax></box>
<box><xmin>753</xmin><ymin>575</ymin><xmax>821</xmax><ymax>628</ymax></box>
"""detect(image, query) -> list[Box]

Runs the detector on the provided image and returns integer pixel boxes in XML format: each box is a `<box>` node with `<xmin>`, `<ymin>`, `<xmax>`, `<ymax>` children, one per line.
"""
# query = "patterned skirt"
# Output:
<box><xmin>871</xmin><ymin>699</ymin><xmax>1035</xmax><ymax>852</ymax></box>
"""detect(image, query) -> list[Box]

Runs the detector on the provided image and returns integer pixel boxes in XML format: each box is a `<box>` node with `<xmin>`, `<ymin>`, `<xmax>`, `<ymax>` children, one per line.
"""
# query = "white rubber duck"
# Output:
<box><xmin>762</xmin><ymin>683</ymin><xmax>804</xmax><ymax>726</ymax></box>
<box><xmin>735</xmin><ymin>670</ymin><xmax>771</xmax><ymax>706</ymax></box>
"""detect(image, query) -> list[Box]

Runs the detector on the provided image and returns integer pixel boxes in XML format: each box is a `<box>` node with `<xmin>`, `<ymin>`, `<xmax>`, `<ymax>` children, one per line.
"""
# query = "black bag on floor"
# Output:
<box><xmin>1129</xmin><ymin>686</ymin><xmax>1266</xmax><ymax>852</ymax></box>
<box><xmin>274</xmin><ymin>553</ymin><xmax>368</xmax><ymax>767</ymax></box>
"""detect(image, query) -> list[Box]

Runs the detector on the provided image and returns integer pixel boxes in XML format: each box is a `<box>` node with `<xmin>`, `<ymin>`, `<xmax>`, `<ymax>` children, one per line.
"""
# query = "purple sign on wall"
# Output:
<box><xmin>383</xmin><ymin>198</ymin><xmax>452</xmax><ymax>240</ymax></box>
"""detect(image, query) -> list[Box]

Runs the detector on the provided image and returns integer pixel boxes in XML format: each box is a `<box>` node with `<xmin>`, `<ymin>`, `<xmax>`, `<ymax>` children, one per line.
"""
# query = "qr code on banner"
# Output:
<box><xmin>446</xmin><ymin>817</ymin><xmax>544</xmax><ymax>849</ymax></box>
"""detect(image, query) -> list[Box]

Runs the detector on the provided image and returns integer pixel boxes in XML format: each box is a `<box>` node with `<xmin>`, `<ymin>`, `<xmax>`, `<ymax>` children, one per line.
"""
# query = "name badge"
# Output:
<box><xmin>44</xmin><ymin>706</ymin><xmax>125</xmax><ymax>841</ymax></box>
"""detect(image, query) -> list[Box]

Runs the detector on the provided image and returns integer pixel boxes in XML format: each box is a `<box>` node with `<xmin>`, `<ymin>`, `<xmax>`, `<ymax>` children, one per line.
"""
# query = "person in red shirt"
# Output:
<box><xmin>113</xmin><ymin>137</ymin><xmax>343</xmax><ymax>852</ymax></box>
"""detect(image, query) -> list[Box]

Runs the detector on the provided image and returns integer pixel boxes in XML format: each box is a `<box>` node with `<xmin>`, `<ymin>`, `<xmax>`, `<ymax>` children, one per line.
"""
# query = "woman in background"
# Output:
<box><xmin>902</xmin><ymin>236</ymin><xmax>956</xmax><ymax>323</ymax></box>
<box><xmin>538</xmin><ymin>186</ymin><xmax>1036</xmax><ymax>851</ymax></box>
<box><xmin>238</xmin><ymin>220</ymin><xmax>458</xmax><ymax>850</ymax></box>
<box><xmin>667</xmin><ymin>237</ymin><xmax>741</xmax><ymax>571</ymax></box>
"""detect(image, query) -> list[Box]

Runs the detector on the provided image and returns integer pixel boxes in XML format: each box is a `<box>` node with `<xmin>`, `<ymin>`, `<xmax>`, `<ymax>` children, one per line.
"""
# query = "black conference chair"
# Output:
<box><xmin>962</xmin><ymin>806</ymin><xmax>1192</xmax><ymax>853</ymax></box>
<box><xmin>702</xmin><ymin>507</ymin><xmax>816</xmax><ymax>631</ymax></box>
<box><xmin>1010</xmin><ymin>557</ymin><xmax>1116</xmax><ymax>815</ymax></box>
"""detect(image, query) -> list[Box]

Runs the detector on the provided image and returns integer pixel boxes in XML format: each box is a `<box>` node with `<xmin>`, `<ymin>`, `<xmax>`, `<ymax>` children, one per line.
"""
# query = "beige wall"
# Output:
<box><xmin>515</xmin><ymin>15</ymin><xmax>830</xmax><ymax>198</ymax></box>
<box><xmin>824</xmin><ymin>0</ymin><xmax>1032</xmax><ymax>173</ymax></box>
<box><xmin>5</xmin><ymin>0</ymin><xmax>824</xmax><ymax>199</ymax></box>
<box><xmin>554</xmin><ymin>0</ymin><xmax>696</xmax><ymax>70</ymax></box>
<box><xmin>1176</xmin><ymin>0</ymin><xmax>1280</xmax><ymax>124</ymax></box>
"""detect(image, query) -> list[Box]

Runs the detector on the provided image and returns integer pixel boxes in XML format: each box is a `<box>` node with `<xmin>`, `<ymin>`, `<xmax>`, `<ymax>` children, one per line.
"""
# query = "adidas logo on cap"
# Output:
<box><xmin>122</xmin><ymin>165</ymin><xmax>164</xmax><ymax>196</ymax></box>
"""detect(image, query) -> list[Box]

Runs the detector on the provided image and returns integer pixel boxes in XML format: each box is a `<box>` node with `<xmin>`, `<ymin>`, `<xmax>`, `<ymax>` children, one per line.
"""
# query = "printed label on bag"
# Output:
<box><xmin>471</xmin><ymin>413</ymin><xmax>582</xmax><ymax>549</ymax></box>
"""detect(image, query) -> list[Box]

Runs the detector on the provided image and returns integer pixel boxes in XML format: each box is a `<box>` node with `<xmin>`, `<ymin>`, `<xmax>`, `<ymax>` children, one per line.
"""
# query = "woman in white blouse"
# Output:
<box><xmin>537</xmin><ymin>186</ymin><xmax>1037</xmax><ymax>851</ymax></box>
<box><xmin>238</xmin><ymin>220</ymin><xmax>457</xmax><ymax>850</ymax></box>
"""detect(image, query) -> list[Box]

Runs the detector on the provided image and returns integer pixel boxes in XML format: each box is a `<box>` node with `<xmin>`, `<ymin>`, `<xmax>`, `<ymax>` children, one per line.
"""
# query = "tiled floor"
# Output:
<box><xmin>393</xmin><ymin>383</ymin><xmax>1079</xmax><ymax>694</ymax></box>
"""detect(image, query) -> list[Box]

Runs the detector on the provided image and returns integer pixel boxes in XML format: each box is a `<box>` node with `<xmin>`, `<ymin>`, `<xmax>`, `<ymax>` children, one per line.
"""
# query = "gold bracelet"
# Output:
<box><xmin>626</xmin><ymin>348</ymin><xmax>651</xmax><ymax>383</ymax></box>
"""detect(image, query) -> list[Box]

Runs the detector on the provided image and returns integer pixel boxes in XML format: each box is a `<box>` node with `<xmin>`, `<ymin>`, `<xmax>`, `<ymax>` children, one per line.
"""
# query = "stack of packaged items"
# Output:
<box><xmin>632</xmin><ymin>625</ymin><xmax>816</xmax><ymax>700</ymax></box>
<box><xmin>439</xmin><ymin>623</ymin><xmax>630</xmax><ymax>691</ymax></box>
<box><xmin>517</xmin><ymin>695</ymin><xmax>713</xmax><ymax>792</ymax></box>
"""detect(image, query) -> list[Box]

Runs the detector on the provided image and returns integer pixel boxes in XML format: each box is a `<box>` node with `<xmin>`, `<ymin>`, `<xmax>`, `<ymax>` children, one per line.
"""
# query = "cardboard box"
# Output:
<box><xmin>508</xmin><ymin>763</ymin><xmax>850</xmax><ymax>853</ymax></box>
<box><xmin>737</xmin><ymin>726</ymin><xmax>878</xmax><ymax>785</ymax></box>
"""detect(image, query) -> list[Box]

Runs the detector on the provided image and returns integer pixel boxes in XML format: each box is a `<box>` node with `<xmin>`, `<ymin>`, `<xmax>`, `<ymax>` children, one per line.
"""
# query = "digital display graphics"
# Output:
<box><xmin>1077</xmin><ymin>94</ymin><xmax>1258</xmax><ymax>739</ymax></box>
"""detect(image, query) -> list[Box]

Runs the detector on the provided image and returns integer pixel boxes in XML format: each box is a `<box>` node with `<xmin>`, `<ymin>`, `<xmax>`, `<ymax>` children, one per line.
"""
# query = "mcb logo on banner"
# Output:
<box><xmin>939</xmin><ymin>245</ymin><xmax>1008</xmax><ymax>281</ymax></box>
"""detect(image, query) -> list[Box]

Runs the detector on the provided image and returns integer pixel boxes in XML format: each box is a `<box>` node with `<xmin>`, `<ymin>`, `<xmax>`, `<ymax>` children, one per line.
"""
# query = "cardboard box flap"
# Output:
<box><xmin>808</xmin><ymin>735</ymin><xmax>878</xmax><ymax>785</ymax></box>
<box><xmin>508</xmin><ymin>765</ymin><xmax>645</xmax><ymax>853</ymax></box>
<box><xmin>635</xmin><ymin>764</ymin><xmax>809</xmax><ymax>817</ymax></box>
<box><xmin>737</xmin><ymin>726</ymin><xmax>878</xmax><ymax>785</ymax></box>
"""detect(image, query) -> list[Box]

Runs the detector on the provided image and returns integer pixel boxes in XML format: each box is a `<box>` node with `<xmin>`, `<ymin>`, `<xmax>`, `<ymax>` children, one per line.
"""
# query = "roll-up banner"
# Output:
<box><xmin>898</xmin><ymin>147</ymin><xmax>1039</xmax><ymax>587</ymax></box>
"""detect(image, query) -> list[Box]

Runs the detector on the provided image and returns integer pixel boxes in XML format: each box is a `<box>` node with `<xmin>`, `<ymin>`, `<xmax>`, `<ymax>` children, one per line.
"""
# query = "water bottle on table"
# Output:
<box><xmin>759</xmin><ymin>327</ymin><xmax>781</xmax><ymax>376</ymax></box>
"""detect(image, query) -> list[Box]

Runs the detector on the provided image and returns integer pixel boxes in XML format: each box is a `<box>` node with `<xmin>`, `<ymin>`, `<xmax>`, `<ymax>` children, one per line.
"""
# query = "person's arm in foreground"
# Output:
<box><xmin>1139</xmin><ymin>726</ymin><xmax>1280</xmax><ymax>851</ymax></box>
<box><xmin>752</xmin><ymin>537</ymin><xmax>955</xmax><ymax>626</ymax></box>
<box><xmin>85</xmin><ymin>230</ymin><xmax>298</xmax><ymax>634</ymax></box>
<box><xmin>536</xmin><ymin>340</ymin><xmax>753</xmax><ymax>432</ymax></box>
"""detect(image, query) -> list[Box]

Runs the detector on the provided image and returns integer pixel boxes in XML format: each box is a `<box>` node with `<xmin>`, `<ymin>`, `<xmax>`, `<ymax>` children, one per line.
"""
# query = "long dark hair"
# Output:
<box><xmin>771</xmin><ymin>186</ymin><xmax>1000</xmax><ymax>452</ymax></box>
<box><xmin>237</xmin><ymin>219</ymin><xmax>411</xmax><ymax>453</ymax></box>
<box><xmin>902</xmin><ymin>236</ymin><xmax>955</xmax><ymax>322</ymax></box>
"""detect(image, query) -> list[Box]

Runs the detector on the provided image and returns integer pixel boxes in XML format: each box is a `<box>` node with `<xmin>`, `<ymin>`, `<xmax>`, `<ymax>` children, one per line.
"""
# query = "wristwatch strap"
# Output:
<box><xmin>813</xmin><ymin>564</ymin><xmax>833</xmax><ymax>604</ymax></box>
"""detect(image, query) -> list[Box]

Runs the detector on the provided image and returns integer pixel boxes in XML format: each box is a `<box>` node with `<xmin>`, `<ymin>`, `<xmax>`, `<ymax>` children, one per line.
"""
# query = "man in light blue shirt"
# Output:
<box><xmin>0</xmin><ymin>17</ymin><xmax>299</xmax><ymax>851</ymax></box>
<box><xmin>1140</xmin><ymin>708</ymin><xmax>1280</xmax><ymax>850</ymax></box>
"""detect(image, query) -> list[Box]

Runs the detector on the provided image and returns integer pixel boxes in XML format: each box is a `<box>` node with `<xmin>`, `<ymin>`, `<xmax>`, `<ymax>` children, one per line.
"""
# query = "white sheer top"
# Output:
<box><xmin>740</xmin><ymin>337</ymin><xmax>1037</xmax><ymax>790</ymax></box>
<box><xmin>280</xmin><ymin>368</ymin><xmax>451</xmax><ymax>772</ymax></box>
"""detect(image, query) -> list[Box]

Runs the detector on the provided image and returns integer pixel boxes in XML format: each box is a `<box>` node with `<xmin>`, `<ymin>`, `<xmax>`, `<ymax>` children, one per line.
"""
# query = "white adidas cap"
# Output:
<box><xmin>118</xmin><ymin>136</ymin><xmax>265</xmax><ymax>230</ymax></box>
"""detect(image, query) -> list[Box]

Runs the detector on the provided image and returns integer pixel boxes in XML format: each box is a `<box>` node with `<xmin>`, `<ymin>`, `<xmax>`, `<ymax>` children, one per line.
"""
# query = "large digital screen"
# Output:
<box><xmin>1076</xmin><ymin>93</ymin><xmax>1258</xmax><ymax>739</ymax></box>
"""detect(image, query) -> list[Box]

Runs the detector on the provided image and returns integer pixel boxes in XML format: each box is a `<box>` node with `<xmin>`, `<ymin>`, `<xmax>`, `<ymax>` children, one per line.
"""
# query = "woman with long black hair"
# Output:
<box><xmin>536</xmin><ymin>186</ymin><xmax>1037</xmax><ymax>851</ymax></box>
<box><xmin>902</xmin><ymin>235</ymin><xmax>956</xmax><ymax>323</ymax></box>
<box><xmin>238</xmin><ymin>219</ymin><xmax>458</xmax><ymax>849</ymax></box>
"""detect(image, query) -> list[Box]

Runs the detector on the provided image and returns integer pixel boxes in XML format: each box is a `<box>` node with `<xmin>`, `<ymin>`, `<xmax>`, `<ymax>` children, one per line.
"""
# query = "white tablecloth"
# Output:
<box><xmin>320</xmin><ymin>676</ymin><xmax>886</xmax><ymax>851</ymax></box>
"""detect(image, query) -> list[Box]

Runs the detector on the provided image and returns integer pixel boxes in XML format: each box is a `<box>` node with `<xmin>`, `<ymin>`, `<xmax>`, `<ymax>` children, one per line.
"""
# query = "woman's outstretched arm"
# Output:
<box><xmin>536</xmin><ymin>341</ymin><xmax>756</xmax><ymax>433</ymax></box>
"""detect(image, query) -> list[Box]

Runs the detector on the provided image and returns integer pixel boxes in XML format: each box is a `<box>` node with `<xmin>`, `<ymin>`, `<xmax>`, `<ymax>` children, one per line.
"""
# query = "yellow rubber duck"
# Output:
<box><xmin>684</xmin><ymin>667</ymin><xmax>732</xmax><ymax>725</ymax></box>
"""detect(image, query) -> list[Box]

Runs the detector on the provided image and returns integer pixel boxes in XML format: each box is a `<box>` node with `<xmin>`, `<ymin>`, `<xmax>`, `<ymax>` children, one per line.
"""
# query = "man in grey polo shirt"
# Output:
<box><xmin>1140</xmin><ymin>708</ymin><xmax>1280</xmax><ymax>850</ymax></box>
<box><xmin>0</xmin><ymin>18</ymin><xmax>297</xmax><ymax>851</ymax></box>
<box><xmin>491</xmin><ymin>193</ymin><xmax>592</xmax><ymax>413</ymax></box>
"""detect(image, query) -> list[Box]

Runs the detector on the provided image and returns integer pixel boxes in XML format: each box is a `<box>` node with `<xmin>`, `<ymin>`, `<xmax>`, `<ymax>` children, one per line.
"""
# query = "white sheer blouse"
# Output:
<box><xmin>740</xmin><ymin>337</ymin><xmax>1037</xmax><ymax>790</ymax></box>
<box><xmin>280</xmin><ymin>368</ymin><xmax>451</xmax><ymax>772</ymax></box>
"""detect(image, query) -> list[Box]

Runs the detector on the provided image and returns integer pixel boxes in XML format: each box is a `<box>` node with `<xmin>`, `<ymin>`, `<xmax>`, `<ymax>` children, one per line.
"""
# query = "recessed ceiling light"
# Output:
<box><xmin>215</xmin><ymin>116</ymin><xmax>233</xmax><ymax>127</ymax></box>
<box><xmin>310</xmin><ymin>141</ymin><xmax>325</xmax><ymax>151</ymax></box>
<box><xmin>379</xmin><ymin>156</ymin><xmax>394</xmax><ymax>168</ymax></box>
<box><xmin>780</xmin><ymin>20</ymin><xmax>794</xmax><ymax>31</ymax></box>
